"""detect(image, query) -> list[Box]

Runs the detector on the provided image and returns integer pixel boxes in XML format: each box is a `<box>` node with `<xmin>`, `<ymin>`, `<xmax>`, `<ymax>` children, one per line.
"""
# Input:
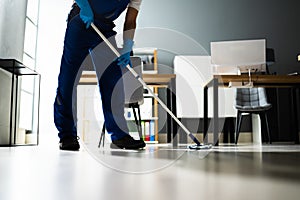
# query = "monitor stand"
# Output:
<box><xmin>228</xmin><ymin>69</ymin><xmax>254</xmax><ymax>88</ymax></box>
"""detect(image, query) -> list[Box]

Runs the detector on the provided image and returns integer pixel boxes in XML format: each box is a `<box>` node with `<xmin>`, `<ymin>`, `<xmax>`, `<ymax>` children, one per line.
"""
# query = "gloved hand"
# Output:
<box><xmin>76</xmin><ymin>0</ymin><xmax>94</xmax><ymax>28</ymax></box>
<box><xmin>117</xmin><ymin>39</ymin><xmax>134</xmax><ymax>68</ymax></box>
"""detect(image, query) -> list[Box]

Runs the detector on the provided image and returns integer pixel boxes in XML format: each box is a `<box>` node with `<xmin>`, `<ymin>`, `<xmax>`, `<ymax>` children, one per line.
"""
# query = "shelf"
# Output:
<box><xmin>0</xmin><ymin>59</ymin><xmax>39</xmax><ymax>75</ymax></box>
<box><xmin>145</xmin><ymin>141</ymin><xmax>159</xmax><ymax>144</ymax></box>
<box><xmin>126</xmin><ymin>117</ymin><xmax>158</xmax><ymax>121</ymax></box>
<box><xmin>0</xmin><ymin>59</ymin><xmax>40</xmax><ymax>146</ymax></box>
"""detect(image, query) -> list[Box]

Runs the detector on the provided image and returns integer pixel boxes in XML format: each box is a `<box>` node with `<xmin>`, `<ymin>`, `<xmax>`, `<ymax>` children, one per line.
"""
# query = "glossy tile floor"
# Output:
<box><xmin>1</xmin><ymin>133</ymin><xmax>300</xmax><ymax>200</ymax></box>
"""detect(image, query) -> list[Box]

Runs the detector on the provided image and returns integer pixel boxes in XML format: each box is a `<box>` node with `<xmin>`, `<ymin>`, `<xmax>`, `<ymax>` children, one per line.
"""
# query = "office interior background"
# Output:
<box><xmin>1</xmin><ymin>0</ymin><xmax>299</xmax><ymax>139</ymax></box>
<box><xmin>0</xmin><ymin>0</ymin><xmax>300</xmax><ymax>200</ymax></box>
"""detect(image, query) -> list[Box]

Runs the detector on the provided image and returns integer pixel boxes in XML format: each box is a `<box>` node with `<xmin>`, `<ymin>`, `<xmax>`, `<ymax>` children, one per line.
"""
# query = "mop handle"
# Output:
<box><xmin>91</xmin><ymin>23</ymin><xmax>201</xmax><ymax>146</ymax></box>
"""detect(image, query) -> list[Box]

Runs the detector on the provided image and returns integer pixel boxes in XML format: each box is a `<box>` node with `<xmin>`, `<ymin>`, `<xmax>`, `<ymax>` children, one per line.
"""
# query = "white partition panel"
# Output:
<box><xmin>174</xmin><ymin>56</ymin><xmax>236</xmax><ymax>118</ymax></box>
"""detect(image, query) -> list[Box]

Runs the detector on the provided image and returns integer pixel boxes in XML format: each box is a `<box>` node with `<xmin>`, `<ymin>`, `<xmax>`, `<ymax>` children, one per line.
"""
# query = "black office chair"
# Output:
<box><xmin>235</xmin><ymin>87</ymin><xmax>272</xmax><ymax>144</ymax></box>
<box><xmin>98</xmin><ymin>57</ymin><xmax>144</xmax><ymax>147</ymax></box>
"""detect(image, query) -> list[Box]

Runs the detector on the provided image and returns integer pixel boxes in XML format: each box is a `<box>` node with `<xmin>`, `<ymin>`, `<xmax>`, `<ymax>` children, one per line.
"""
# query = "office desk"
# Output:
<box><xmin>203</xmin><ymin>75</ymin><xmax>300</xmax><ymax>145</ymax></box>
<box><xmin>79</xmin><ymin>72</ymin><xmax>177</xmax><ymax>144</ymax></box>
<box><xmin>79</xmin><ymin>73</ymin><xmax>176</xmax><ymax>85</ymax></box>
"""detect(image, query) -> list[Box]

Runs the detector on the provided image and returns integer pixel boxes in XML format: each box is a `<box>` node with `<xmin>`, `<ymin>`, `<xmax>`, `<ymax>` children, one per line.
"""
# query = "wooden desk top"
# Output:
<box><xmin>212</xmin><ymin>74</ymin><xmax>300</xmax><ymax>87</ymax></box>
<box><xmin>142</xmin><ymin>74</ymin><xmax>176</xmax><ymax>84</ymax></box>
<box><xmin>79</xmin><ymin>72</ymin><xmax>176</xmax><ymax>85</ymax></box>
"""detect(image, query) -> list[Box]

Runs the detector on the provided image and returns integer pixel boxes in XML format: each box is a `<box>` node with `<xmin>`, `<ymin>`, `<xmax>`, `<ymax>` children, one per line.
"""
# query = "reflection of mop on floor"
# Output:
<box><xmin>91</xmin><ymin>23</ymin><xmax>212</xmax><ymax>150</ymax></box>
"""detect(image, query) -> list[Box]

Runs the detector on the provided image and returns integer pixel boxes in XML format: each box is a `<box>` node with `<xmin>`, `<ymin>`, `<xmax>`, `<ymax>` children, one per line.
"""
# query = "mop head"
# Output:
<box><xmin>187</xmin><ymin>133</ymin><xmax>212</xmax><ymax>150</ymax></box>
<box><xmin>189</xmin><ymin>143</ymin><xmax>213</xmax><ymax>150</ymax></box>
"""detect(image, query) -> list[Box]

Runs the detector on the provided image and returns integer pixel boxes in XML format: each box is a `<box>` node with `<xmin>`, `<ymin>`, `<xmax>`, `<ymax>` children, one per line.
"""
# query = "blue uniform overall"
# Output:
<box><xmin>54</xmin><ymin>0</ymin><xmax>130</xmax><ymax>141</ymax></box>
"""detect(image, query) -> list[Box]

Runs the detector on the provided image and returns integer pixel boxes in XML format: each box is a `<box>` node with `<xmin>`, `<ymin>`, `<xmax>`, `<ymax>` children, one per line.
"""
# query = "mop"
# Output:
<box><xmin>91</xmin><ymin>23</ymin><xmax>212</xmax><ymax>150</ymax></box>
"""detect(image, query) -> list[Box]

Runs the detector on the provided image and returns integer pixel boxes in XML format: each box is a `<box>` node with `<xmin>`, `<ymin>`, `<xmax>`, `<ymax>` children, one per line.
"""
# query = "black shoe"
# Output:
<box><xmin>111</xmin><ymin>134</ymin><xmax>145</xmax><ymax>150</ymax></box>
<box><xmin>59</xmin><ymin>136</ymin><xmax>80</xmax><ymax>151</ymax></box>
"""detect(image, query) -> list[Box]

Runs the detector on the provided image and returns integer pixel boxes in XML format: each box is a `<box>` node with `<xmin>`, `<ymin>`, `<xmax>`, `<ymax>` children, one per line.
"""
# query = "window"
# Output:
<box><xmin>18</xmin><ymin>0</ymin><xmax>40</xmax><ymax>142</ymax></box>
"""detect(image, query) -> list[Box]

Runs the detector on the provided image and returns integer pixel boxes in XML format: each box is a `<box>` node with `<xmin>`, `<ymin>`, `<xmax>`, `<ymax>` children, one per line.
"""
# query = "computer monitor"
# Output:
<box><xmin>211</xmin><ymin>39</ymin><xmax>266</xmax><ymax>74</ymax></box>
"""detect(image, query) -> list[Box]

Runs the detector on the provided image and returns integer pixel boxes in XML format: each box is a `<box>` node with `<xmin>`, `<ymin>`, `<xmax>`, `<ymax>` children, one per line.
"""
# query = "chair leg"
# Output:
<box><xmin>137</xmin><ymin>106</ymin><xmax>143</xmax><ymax>141</ymax></box>
<box><xmin>235</xmin><ymin>111</ymin><xmax>243</xmax><ymax>144</ymax></box>
<box><xmin>132</xmin><ymin>104</ymin><xmax>143</xmax><ymax>140</ymax></box>
<box><xmin>98</xmin><ymin>123</ymin><xmax>105</xmax><ymax>148</ymax></box>
<box><xmin>264</xmin><ymin>112</ymin><xmax>271</xmax><ymax>144</ymax></box>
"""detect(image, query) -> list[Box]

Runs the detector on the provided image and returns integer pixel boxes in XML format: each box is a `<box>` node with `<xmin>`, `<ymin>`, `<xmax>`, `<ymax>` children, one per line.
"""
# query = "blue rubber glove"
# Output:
<box><xmin>117</xmin><ymin>39</ymin><xmax>134</xmax><ymax>68</ymax></box>
<box><xmin>76</xmin><ymin>0</ymin><xmax>94</xmax><ymax>28</ymax></box>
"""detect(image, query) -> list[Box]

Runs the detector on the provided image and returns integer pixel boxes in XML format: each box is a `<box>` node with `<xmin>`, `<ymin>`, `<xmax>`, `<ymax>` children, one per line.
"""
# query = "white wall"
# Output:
<box><xmin>0</xmin><ymin>0</ymin><xmax>27</xmax><ymax>60</ymax></box>
<box><xmin>138</xmin><ymin>0</ymin><xmax>300</xmax><ymax>74</ymax></box>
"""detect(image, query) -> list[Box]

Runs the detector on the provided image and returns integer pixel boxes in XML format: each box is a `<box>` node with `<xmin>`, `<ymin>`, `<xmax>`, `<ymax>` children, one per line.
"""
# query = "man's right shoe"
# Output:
<box><xmin>110</xmin><ymin>134</ymin><xmax>145</xmax><ymax>150</ymax></box>
<box><xmin>59</xmin><ymin>136</ymin><xmax>80</xmax><ymax>151</ymax></box>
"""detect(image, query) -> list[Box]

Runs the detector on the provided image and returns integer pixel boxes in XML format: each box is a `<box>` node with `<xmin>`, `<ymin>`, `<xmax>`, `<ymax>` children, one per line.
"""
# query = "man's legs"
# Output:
<box><xmin>98</xmin><ymin>61</ymin><xmax>145</xmax><ymax>149</ymax></box>
<box><xmin>56</xmin><ymin>12</ymin><xmax>145</xmax><ymax>149</ymax></box>
<box><xmin>54</xmin><ymin>15</ymin><xmax>102</xmax><ymax>150</ymax></box>
<box><xmin>98</xmin><ymin>60</ymin><xmax>129</xmax><ymax>141</ymax></box>
<box><xmin>90</xmin><ymin>43</ymin><xmax>145</xmax><ymax>149</ymax></box>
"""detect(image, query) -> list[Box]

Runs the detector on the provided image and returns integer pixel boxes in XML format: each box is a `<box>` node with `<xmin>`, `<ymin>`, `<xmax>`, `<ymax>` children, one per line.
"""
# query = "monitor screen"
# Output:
<box><xmin>211</xmin><ymin>39</ymin><xmax>266</xmax><ymax>74</ymax></box>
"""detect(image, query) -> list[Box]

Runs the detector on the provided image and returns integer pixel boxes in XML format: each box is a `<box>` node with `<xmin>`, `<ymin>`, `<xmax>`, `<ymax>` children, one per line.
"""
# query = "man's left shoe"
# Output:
<box><xmin>110</xmin><ymin>134</ymin><xmax>145</xmax><ymax>150</ymax></box>
<box><xmin>59</xmin><ymin>136</ymin><xmax>80</xmax><ymax>151</ymax></box>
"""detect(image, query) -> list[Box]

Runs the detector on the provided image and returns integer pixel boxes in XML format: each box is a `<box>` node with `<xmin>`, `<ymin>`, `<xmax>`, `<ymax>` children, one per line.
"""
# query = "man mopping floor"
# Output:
<box><xmin>55</xmin><ymin>0</ymin><xmax>211</xmax><ymax>151</ymax></box>
<box><xmin>54</xmin><ymin>0</ymin><xmax>145</xmax><ymax>150</ymax></box>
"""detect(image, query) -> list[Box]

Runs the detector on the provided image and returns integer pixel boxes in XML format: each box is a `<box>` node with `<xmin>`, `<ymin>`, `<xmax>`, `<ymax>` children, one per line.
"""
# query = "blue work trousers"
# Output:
<box><xmin>54</xmin><ymin>15</ymin><xmax>129</xmax><ymax>141</ymax></box>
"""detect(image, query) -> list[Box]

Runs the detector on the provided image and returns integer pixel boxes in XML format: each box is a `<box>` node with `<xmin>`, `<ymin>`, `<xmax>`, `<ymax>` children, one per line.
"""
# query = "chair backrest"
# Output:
<box><xmin>122</xmin><ymin>56</ymin><xmax>144</xmax><ymax>106</ymax></box>
<box><xmin>235</xmin><ymin>88</ymin><xmax>271</xmax><ymax>111</ymax></box>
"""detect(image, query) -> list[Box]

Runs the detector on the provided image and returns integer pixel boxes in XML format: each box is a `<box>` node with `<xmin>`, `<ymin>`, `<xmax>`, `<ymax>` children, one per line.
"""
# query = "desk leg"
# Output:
<box><xmin>297</xmin><ymin>88</ymin><xmax>300</xmax><ymax>144</ymax></box>
<box><xmin>171</xmin><ymin>78</ymin><xmax>178</xmax><ymax>147</ymax></box>
<box><xmin>165</xmin><ymin>79</ymin><xmax>178</xmax><ymax>146</ymax></box>
<box><xmin>203</xmin><ymin>86</ymin><xmax>208</xmax><ymax>144</ymax></box>
<box><xmin>167</xmin><ymin>87</ymin><xmax>171</xmax><ymax>143</ymax></box>
<box><xmin>292</xmin><ymin>88</ymin><xmax>300</xmax><ymax>144</ymax></box>
<box><xmin>213</xmin><ymin>78</ymin><xmax>219</xmax><ymax>146</ymax></box>
<box><xmin>154</xmin><ymin>87</ymin><xmax>159</xmax><ymax>142</ymax></box>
